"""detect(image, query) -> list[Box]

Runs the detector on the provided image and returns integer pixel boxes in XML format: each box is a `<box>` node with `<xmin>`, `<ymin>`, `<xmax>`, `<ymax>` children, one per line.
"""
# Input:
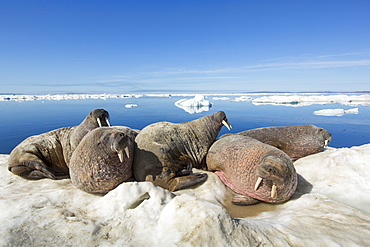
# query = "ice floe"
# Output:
<box><xmin>314</xmin><ymin>108</ymin><xmax>359</xmax><ymax>116</ymax></box>
<box><xmin>253</xmin><ymin>94</ymin><xmax>370</xmax><ymax>106</ymax></box>
<box><xmin>1</xmin><ymin>143</ymin><xmax>370</xmax><ymax>246</ymax></box>
<box><xmin>125</xmin><ymin>104</ymin><xmax>138</xmax><ymax>108</ymax></box>
<box><xmin>212</xmin><ymin>97</ymin><xmax>230</xmax><ymax>100</ymax></box>
<box><xmin>174</xmin><ymin>95</ymin><xmax>212</xmax><ymax>114</ymax></box>
<box><xmin>0</xmin><ymin>93</ymin><xmax>143</xmax><ymax>102</ymax></box>
<box><xmin>233</xmin><ymin>96</ymin><xmax>252</xmax><ymax>102</ymax></box>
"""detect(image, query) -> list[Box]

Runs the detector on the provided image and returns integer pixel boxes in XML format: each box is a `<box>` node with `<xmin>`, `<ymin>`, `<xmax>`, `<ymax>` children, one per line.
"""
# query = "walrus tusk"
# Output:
<box><xmin>97</xmin><ymin>118</ymin><xmax>102</xmax><ymax>127</ymax></box>
<box><xmin>118</xmin><ymin>150</ymin><xmax>124</xmax><ymax>162</ymax></box>
<box><xmin>124</xmin><ymin>146</ymin><xmax>129</xmax><ymax>159</ymax></box>
<box><xmin>106</xmin><ymin>118</ymin><xmax>111</xmax><ymax>127</ymax></box>
<box><xmin>222</xmin><ymin>120</ymin><xmax>232</xmax><ymax>130</ymax></box>
<box><xmin>324</xmin><ymin>139</ymin><xmax>329</xmax><ymax>147</ymax></box>
<box><xmin>271</xmin><ymin>184</ymin><xmax>277</xmax><ymax>199</ymax></box>
<box><xmin>254</xmin><ymin>177</ymin><xmax>263</xmax><ymax>190</ymax></box>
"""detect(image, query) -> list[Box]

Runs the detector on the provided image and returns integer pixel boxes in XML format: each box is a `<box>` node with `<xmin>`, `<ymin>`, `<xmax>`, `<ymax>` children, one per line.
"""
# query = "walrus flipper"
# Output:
<box><xmin>146</xmin><ymin>168</ymin><xmax>208</xmax><ymax>192</ymax></box>
<box><xmin>232</xmin><ymin>195</ymin><xmax>260</xmax><ymax>206</ymax></box>
<box><xmin>9</xmin><ymin>160</ymin><xmax>57</xmax><ymax>180</ymax></box>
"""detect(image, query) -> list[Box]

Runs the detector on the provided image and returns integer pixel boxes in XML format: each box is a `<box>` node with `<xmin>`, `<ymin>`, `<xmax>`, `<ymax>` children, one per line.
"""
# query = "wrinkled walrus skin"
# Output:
<box><xmin>69</xmin><ymin>127</ymin><xmax>138</xmax><ymax>194</ymax></box>
<box><xmin>7</xmin><ymin>109</ymin><xmax>110</xmax><ymax>180</ymax></box>
<box><xmin>222</xmin><ymin>124</ymin><xmax>332</xmax><ymax>161</ymax></box>
<box><xmin>207</xmin><ymin>135</ymin><xmax>298</xmax><ymax>205</ymax></box>
<box><xmin>133</xmin><ymin>111</ymin><xmax>232</xmax><ymax>192</ymax></box>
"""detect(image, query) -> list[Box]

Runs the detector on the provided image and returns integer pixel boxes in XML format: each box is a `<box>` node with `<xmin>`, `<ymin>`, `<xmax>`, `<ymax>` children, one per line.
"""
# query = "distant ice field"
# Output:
<box><xmin>1</xmin><ymin>93</ymin><xmax>370</xmax><ymax>154</ymax></box>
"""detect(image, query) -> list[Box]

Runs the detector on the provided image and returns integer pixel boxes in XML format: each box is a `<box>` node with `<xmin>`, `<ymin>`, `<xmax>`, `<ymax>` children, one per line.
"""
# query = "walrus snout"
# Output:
<box><xmin>111</xmin><ymin>132</ymin><xmax>131</xmax><ymax>162</ymax></box>
<box><xmin>257</xmin><ymin>156</ymin><xmax>286</xmax><ymax>184</ymax></box>
<box><xmin>255</xmin><ymin>156</ymin><xmax>294</xmax><ymax>200</ymax></box>
<box><xmin>92</xmin><ymin>109</ymin><xmax>110</xmax><ymax>127</ymax></box>
<box><xmin>317</xmin><ymin>128</ymin><xmax>332</xmax><ymax>148</ymax></box>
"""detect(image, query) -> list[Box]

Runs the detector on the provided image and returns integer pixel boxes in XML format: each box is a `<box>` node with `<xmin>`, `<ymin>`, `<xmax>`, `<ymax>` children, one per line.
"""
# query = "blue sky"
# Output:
<box><xmin>1</xmin><ymin>0</ymin><xmax>370</xmax><ymax>94</ymax></box>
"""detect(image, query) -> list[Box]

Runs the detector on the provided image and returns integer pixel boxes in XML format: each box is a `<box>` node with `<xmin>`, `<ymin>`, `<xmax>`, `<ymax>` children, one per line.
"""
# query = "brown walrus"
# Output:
<box><xmin>69</xmin><ymin>126</ymin><xmax>138</xmax><ymax>194</ymax></box>
<box><xmin>7</xmin><ymin>109</ymin><xmax>110</xmax><ymax>180</ymax></box>
<box><xmin>221</xmin><ymin>124</ymin><xmax>332</xmax><ymax>161</ymax></box>
<box><xmin>133</xmin><ymin>111</ymin><xmax>232</xmax><ymax>192</ymax></box>
<box><xmin>206</xmin><ymin>135</ymin><xmax>298</xmax><ymax>205</ymax></box>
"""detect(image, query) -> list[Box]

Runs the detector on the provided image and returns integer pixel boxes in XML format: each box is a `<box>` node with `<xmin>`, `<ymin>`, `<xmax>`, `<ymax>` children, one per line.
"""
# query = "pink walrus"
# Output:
<box><xmin>206</xmin><ymin>135</ymin><xmax>298</xmax><ymax>205</ymax></box>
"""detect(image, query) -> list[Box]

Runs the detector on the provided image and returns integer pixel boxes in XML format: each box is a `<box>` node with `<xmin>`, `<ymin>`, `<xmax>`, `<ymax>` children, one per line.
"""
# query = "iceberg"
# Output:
<box><xmin>314</xmin><ymin>108</ymin><xmax>359</xmax><ymax>116</ymax></box>
<box><xmin>1</xmin><ymin>143</ymin><xmax>370</xmax><ymax>246</ymax></box>
<box><xmin>253</xmin><ymin>94</ymin><xmax>370</xmax><ymax>106</ymax></box>
<box><xmin>174</xmin><ymin>95</ymin><xmax>212</xmax><ymax>114</ymax></box>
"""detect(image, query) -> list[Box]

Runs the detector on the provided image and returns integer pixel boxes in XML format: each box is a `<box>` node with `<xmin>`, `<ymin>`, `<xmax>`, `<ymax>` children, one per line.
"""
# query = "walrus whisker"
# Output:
<box><xmin>271</xmin><ymin>184</ymin><xmax>277</xmax><ymax>199</ymax></box>
<box><xmin>254</xmin><ymin>177</ymin><xmax>263</xmax><ymax>190</ymax></box>
<box><xmin>222</xmin><ymin>120</ymin><xmax>232</xmax><ymax>130</ymax></box>
<box><xmin>106</xmin><ymin>118</ymin><xmax>111</xmax><ymax>127</ymax></box>
<box><xmin>97</xmin><ymin>118</ymin><xmax>102</xmax><ymax>127</ymax></box>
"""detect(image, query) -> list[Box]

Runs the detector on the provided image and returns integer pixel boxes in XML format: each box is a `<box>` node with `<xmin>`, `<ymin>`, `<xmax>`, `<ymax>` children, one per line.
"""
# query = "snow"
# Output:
<box><xmin>253</xmin><ymin>94</ymin><xmax>370</xmax><ymax>106</ymax></box>
<box><xmin>174</xmin><ymin>95</ymin><xmax>213</xmax><ymax>114</ymax></box>
<box><xmin>1</xmin><ymin>143</ymin><xmax>370</xmax><ymax>246</ymax></box>
<box><xmin>314</xmin><ymin>108</ymin><xmax>359</xmax><ymax>116</ymax></box>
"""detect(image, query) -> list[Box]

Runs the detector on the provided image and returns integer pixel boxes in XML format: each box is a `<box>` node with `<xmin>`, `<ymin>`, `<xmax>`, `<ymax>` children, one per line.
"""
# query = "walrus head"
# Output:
<box><xmin>316</xmin><ymin>126</ymin><xmax>332</xmax><ymax>148</ymax></box>
<box><xmin>211</xmin><ymin>111</ymin><xmax>232</xmax><ymax>131</ymax></box>
<box><xmin>252</xmin><ymin>155</ymin><xmax>298</xmax><ymax>203</ymax></box>
<box><xmin>109</xmin><ymin>131</ymin><xmax>131</xmax><ymax>163</ymax></box>
<box><xmin>207</xmin><ymin>135</ymin><xmax>297</xmax><ymax>204</ymax></box>
<box><xmin>87</xmin><ymin>108</ymin><xmax>111</xmax><ymax>128</ymax></box>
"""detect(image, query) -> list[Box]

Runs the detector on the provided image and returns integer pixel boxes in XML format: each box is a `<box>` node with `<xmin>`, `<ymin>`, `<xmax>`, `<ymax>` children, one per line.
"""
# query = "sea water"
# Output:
<box><xmin>1</xmin><ymin>93</ymin><xmax>370</xmax><ymax>154</ymax></box>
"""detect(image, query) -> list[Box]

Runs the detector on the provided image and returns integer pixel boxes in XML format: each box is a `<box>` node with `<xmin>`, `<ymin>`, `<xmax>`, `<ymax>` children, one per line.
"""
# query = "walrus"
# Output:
<box><xmin>221</xmin><ymin>124</ymin><xmax>332</xmax><ymax>161</ymax></box>
<box><xmin>69</xmin><ymin>126</ymin><xmax>138</xmax><ymax>194</ymax></box>
<box><xmin>206</xmin><ymin>135</ymin><xmax>298</xmax><ymax>205</ymax></box>
<box><xmin>133</xmin><ymin>111</ymin><xmax>232</xmax><ymax>192</ymax></box>
<box><xmin>7</xmin><ymin>109</ymin><xmax>110</xmax><ymax>180</ymax></box>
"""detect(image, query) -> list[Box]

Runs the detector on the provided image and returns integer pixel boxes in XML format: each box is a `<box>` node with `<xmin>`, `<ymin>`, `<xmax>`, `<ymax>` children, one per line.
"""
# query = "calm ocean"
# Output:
<box><xmin>1</xmin><ymin>93</ymin><xmax>369</xmax><ymax>154</ymax></box>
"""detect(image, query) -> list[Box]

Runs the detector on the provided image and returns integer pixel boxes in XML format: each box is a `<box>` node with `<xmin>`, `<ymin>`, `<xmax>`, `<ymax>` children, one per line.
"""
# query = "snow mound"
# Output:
<box><xmin>314</xmin><ymin>108</ymin><xmax>359</xmax><ymax>116</ymax></box>
<box><xmin>253</xmin><ymin>94</ymin><xmax>370</xmax><ymax>106</ymax></box>
<box><xmin>174</xmin><ymin>95</ymin><xmax>212</xmax><ymax>114</ymax></box>
<box><xmin>1</xmin><ymin>144</ymin><xmax>370</xmax><ymax>246</ymax></box>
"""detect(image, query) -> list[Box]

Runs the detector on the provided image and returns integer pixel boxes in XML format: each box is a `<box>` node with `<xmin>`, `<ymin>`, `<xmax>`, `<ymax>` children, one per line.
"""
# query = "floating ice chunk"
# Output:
<box><xmin>253</xmin><ymin>94</ymin><xmax>370</xmax><ymax>106</ymax></box>
<box><xmin>125</xmin><ymin>104</ymin><xmax>138</xmax><ymax>108</ymax></box>
<box><xmin>174</xmin><ymin>95</ymin><xmax>212</xmax><ymax>114</ymax></box>
<box><xmin>0</xmin><ymin>94</ymin><xmax>143</xmax><ymax>102</ymax></box>
<box><xmin>314</xmin><ymin>108</ymin><xmax>359</xmax><ymax>117</ymax></box>
<box><xmin>345</xmin><ymin>108</ymin><xmax>359</xmax><ymax>114</ymax></box>
<box><xmin>233</xmin><ymin>96</ymin><xmax>252</xmax><ymax>102</ymax></box>
<box><xmin>212</xmin><ymin>97</ymin><xmax>230</xmax><ymax>100</ymax></box>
